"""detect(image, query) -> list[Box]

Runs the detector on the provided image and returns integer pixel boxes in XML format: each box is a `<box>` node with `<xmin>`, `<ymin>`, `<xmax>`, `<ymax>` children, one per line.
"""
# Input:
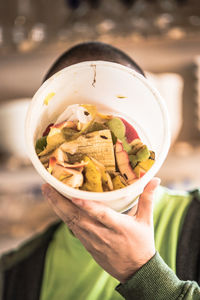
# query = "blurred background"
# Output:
<box><xmin>0</xmin><ymin>0</ymin><xmax>200</xmax><ymax>253</ymax></box>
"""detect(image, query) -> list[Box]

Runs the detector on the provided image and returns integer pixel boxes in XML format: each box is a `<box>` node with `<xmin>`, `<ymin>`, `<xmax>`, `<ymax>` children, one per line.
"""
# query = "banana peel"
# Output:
<box><xmin>38</xmin><ymin>127</ymin><xmax>66</xmax><ymax>156</ymax></box>
<box><xmin>91</xmin><ymin>157</ymin><xmax>113</xmax><ymax>191</ymax></box>
<box><xmin>61</xmin><ymin>129</ymin><xmax>115</xmax><ymax>171</ymax></box>
<box><xmin>38</xmin><ymin>122</ymin><xmax>77</xmax><ymax>156</ymax></box>
<box><xmin>112</xmin><ymin>175</ymin><xmax>126</xmax><ymax>190</ymax></box>
<box><xmin>97</xmin><ymin>112</ymin><xmax>112</xmax><ymax>120</ymax></box>
<box><xmin>81</xmin><ymin>156</ymin><xmax>103</xmax><ymax>192</ymax></box>
<box><xmin>133</xmin><ymin>159</ymin><xmax>155</xmax><ymax>178</ymax></box>
<box><xmin>139</xmin><ymin>159</ymin><xmax>155</xmax><ymax>171</ymax></box>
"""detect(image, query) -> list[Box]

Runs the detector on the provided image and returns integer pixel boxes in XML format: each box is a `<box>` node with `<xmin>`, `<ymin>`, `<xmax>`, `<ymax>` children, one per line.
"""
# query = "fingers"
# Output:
<box><xmin>42</xmin><ymin>178</ymin><xmax>159</xmax><ymax>231</ymax></box>
<box><xmin>42</xmin><ymin>184</ymin><xmax>80</xmax><ymax>228</ymax></box>
<box><xmin>41</xmin><ymin>184</ymin><xmax>118</xmax><ymax>231</ymax></box>
<box><xmin>71</xmin><ymin>197</ymin><xmax>120</xmax><ymax>229</ymax></box>
<box><xmin>136</xmin><ymin>177</ymin><xmax>161</xmax><ymax>223</ymax></box>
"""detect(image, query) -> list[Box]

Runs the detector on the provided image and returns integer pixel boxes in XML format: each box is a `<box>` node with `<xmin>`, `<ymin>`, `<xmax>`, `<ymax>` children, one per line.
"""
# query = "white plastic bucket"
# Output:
<box><xmin>25</xmin><ymin>61</ymin><xmax>170</xmax><ymax>212</ymax></box>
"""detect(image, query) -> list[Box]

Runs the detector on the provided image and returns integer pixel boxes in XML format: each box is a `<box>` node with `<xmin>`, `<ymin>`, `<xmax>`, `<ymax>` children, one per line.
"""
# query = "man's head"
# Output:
<box><xmin>44</xmin><ymin>41</ymin><xmax>144</xmax><ymax>81</ymax></box>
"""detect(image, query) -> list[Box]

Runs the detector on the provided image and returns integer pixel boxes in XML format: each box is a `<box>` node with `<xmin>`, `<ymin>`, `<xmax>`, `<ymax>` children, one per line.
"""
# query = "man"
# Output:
<box><xmin>42</xmin><ymin>178</ymin><xmax>200</xmax><ymax>300</ymax></box>
<box><xmin>1</xmin><ymin>42</ymin><xmax>200</xmax><ymax>300</ymax></box>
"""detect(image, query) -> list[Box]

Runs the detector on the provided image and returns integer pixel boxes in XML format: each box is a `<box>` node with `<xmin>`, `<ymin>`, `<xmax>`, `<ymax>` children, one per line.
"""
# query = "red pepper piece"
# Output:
<box><xmin>120</xmin><ymin>117</ymin><xmax>139</xmax><ymax>143</ymax></box>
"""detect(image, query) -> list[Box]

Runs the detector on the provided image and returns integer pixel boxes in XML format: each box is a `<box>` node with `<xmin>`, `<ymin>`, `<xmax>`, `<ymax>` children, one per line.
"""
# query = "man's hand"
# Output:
<box><xmin>42</xmin><ymin>178</ymin><xmax>160</xmax><ymax>283</ymax></box>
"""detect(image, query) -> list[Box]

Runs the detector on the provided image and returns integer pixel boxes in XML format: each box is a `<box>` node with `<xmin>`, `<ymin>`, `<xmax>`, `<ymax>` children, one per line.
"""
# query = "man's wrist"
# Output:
<box><xmin>119</xmin><ymin>250</ymin><xmax>156</xmax><ymax>283</ymax></box>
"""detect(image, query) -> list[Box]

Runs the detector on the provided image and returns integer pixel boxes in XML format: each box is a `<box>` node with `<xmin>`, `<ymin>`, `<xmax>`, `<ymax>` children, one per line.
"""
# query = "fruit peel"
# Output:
<box><xmin>115</xmin><ymin>140</ymin><xmax>137</xmax><ymax>184</ymax></box>
<box><xmin>112</xmin><ymin>175</ymin><xmax>126</xmax><ymax>190</ymax></box>
<box><xmin>81</xmin><ymin>156</ymin><xmax>103</xmax><ymax>192</ymax></box>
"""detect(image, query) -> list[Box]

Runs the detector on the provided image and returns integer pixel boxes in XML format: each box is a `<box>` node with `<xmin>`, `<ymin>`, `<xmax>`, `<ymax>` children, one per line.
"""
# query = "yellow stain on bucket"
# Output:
<box><xmin>44</xmin><ymin>92</ymin><xmax>55</xmax><ymax>105</ymax></box>
<box><xmin>116</xmin><ymin>95</ymin><xmax>127</xmax><ymax>99</ymax></box>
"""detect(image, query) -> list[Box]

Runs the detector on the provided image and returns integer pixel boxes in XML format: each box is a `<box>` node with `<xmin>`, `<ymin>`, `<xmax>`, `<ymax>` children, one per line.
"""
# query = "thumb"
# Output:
<box><xmin>136</xmin><ymin>177</ymin><xmax>161</xmax><ymax>224</ymax></box>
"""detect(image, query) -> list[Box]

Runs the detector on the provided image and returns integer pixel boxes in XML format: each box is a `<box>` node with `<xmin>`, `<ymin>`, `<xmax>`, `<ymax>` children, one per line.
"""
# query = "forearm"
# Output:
<box><xmin>116</xmin><ymin>252</ymin><xmax>200</xmax><ymax>300</ymax></box>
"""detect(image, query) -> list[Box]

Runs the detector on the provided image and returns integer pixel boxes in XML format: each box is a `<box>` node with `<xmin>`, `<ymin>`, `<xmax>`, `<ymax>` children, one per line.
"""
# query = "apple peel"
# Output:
<box><xmin>115</xmin><ymin>140</ymin><xmax>137</xmax><ymax>184</ymax></box>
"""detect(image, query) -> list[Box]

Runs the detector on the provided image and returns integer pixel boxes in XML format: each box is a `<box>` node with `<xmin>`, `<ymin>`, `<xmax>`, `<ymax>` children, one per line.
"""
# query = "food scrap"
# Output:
<box><xmin>36</xmin><ymin>104</ymin><xmax>155</xmax><ymax>192</ymax></box>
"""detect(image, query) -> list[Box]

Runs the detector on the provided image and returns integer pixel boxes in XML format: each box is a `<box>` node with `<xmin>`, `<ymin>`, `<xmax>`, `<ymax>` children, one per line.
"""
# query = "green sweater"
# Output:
<box><xmin>117</xmin><ymin>252</ymin><xmax>200</xmax><ymax>300</ymax></box>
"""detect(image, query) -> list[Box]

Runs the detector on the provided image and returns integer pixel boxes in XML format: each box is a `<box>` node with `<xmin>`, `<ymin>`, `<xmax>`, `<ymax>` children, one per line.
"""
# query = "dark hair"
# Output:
<box><xmin>44</xmin><ymin>41</ymin><xmax>145</xmax><ymax>81</ymax></box>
